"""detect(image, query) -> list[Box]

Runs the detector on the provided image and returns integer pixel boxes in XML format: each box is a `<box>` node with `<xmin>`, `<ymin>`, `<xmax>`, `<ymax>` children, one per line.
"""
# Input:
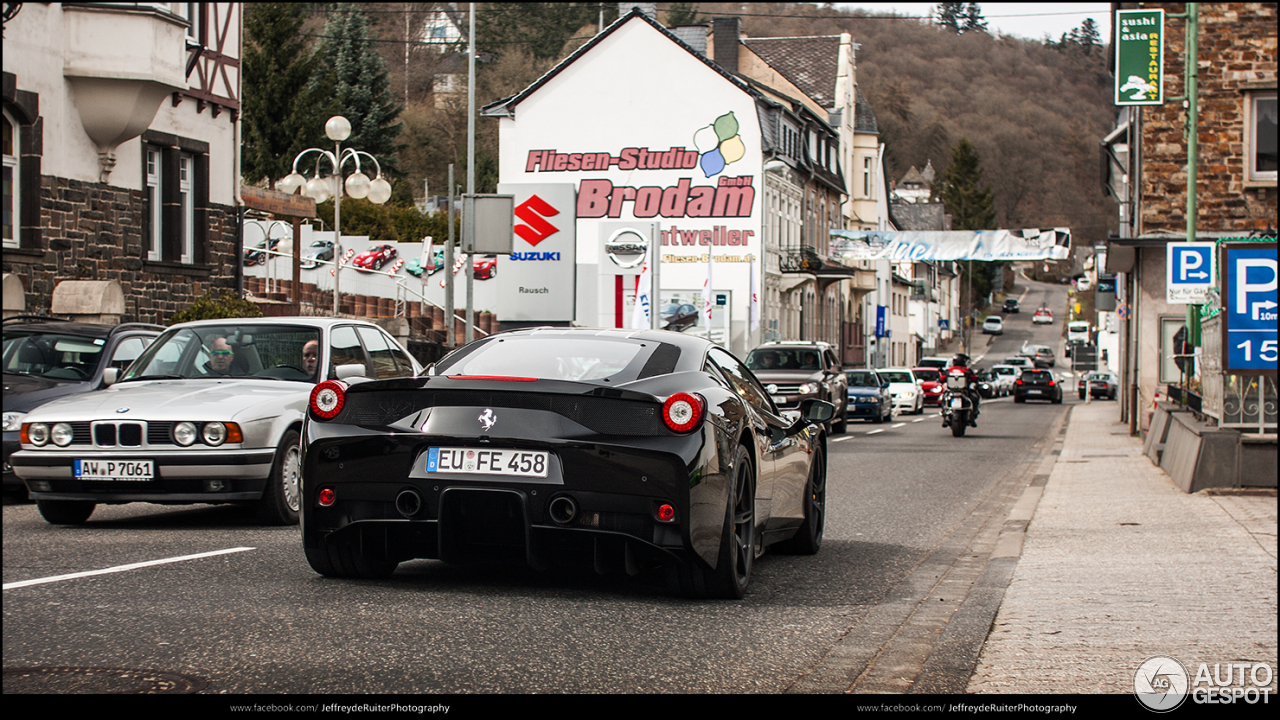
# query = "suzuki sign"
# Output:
<box><xmin>497</xmin><ymin>184</ymin><xmax>577</xmax><ymax>322</ymax></box>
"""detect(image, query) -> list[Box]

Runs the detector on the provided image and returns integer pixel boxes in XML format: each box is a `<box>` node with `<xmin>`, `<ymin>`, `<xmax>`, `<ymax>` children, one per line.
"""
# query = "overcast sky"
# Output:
<box><xmin>837</xmin><ymin>3</ymin><xmax>1112</xmax><ymax>43</ymax></box>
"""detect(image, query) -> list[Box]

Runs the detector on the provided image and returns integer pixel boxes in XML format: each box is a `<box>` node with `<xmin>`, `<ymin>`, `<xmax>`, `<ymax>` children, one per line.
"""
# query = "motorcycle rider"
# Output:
<box><xmin>943</xmin><ymin>352</ymin><xmax>981</xmax><ymax>426</ymax></box>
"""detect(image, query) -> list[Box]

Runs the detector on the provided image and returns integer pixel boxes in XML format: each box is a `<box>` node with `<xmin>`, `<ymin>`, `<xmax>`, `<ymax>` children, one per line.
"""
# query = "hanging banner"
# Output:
<box><xmin>1114</xmin><ymin>9</ymin><xmax>1165</xmax><ymax>106</ymax></box>
<box><xmin>829</xmin><ymin>228</ymin><xmax>1071</xmax><ymax>262</ymax></box>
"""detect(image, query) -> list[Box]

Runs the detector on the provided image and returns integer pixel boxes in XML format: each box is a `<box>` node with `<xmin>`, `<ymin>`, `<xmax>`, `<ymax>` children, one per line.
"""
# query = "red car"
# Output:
<box><xmin>473</xmin><ymin>254</ymin><xmax>497</xmax><ymax>280</ymax></box>
<box><xmin>353</xmin><ymin>244</ymin><xmax>397</xmax><ymax>272</ymax></box>
<box><xmin>912</xmin><ymin>367</ymin><xmax>944</xmax><ymax>406</ymax></box>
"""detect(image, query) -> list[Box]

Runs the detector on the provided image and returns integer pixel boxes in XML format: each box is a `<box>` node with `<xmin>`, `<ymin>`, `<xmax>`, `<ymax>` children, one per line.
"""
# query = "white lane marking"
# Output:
<box><xmin>3</xmin><ymin>547</ymin><xmax>256</xmax><ymax>590</ymax></box>
<box><xmin>866</xmin><ymin>429</ymin><xmax>885</xmax><ymax>435</ymax></box>
<box><xmin>891</xmin><ymin>423</ymin><xmax>906</xmax><ymax>428</ymax></box>
<box><xmin>832</xmin><ymin>435</ymin><xmax>854</xmax><ymax>442</ymax></box>
<box><xmin>912</xmin><ymin>418</ymin><xmax>926</xmax><ymax>423</ymax></box>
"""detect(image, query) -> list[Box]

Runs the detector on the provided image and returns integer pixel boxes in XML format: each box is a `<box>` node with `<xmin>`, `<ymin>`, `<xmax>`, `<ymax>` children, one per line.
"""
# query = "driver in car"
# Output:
<box><xmin>204</xmin><ymin>337</ymin><xmax>236</xmax><ymax>376</ymax></box>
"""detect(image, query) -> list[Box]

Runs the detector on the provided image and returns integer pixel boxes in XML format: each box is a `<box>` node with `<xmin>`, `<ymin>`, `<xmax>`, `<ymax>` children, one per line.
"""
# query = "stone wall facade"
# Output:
<box><xmin>1140</xmin><ymin>3</ymin><xmax>1278</xmax><ymax>233</ymax></box>
<box><xmin>2</xmin><ymin>174</ymin><xmax>239</xmax><ymax>325</ymax></box>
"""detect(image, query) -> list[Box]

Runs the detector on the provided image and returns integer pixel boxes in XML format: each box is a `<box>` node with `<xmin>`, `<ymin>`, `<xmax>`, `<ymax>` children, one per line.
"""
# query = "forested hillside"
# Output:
<box><xmin>692</xmin><ymin>2</ymin><xmax>1120</xmax><ymax>244</ymax></box>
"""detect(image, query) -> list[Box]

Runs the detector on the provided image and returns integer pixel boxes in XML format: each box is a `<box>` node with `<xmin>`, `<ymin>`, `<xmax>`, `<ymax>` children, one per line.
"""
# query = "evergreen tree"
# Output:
<box><xmin>934</xmin><ymin>2</ymin><xmax>964</xmax><ymax>33</ymax></box>
<box><xmin>939</xmin><ymin>138</ymin><xmax>996</xmax><ymax>231</ymax></box>
<box><xmin>241</xmin><ymin>4</ymin><xmax>325</xmax><ymax>188</ymax></box>
<box><xmin>1071</xmin><ymin>18</ymin><xmax>1101</xmax><ymax>55</ymax></box>
<box><xmin>666</xmin><ymin>3</ymin><xmax>705</xmax><ymax>27</ymax></box>
<box><xmin>961</xmin><ymin>4</ymin><xmax>988</xmax><ymax>34</ymax></box>
<box><xmin>312</xmin><ymin>7</ymin><xmax>404</xmax><ymax>178</ymax></box>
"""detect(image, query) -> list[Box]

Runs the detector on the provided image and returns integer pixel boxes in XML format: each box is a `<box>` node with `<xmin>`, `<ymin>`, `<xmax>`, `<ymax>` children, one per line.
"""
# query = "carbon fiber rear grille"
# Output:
<box><xmin>338</xmin><ymin>390</ymin><xmax>670</xmax><ymax>436</ymax></box>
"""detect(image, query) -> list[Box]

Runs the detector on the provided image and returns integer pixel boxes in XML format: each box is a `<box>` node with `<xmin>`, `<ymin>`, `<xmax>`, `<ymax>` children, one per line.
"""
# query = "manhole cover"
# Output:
<box><xmin>3</xmin><ymin>666</ymin><xmax>207</xmax><ymax>694</ymax></box>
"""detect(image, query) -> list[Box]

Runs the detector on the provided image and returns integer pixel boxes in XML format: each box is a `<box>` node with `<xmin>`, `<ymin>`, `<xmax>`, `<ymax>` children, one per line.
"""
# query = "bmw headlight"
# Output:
<box><xmin>202</xmin><ymin>422</ymin><xmax>227</xmax><ymax>446</ymax></box>
<box><xmin>3</xmin><ymin>412</ymin><xmax>26</xmax><ymax>432</ymax></box>
<box><xmin>51</xmin><ymin>423</ymin><xmax>74</xmax><ymax>447</ymax></box>
<box><xmin>173</xmin><ymin>421</ymin><xmax>198</xmax><ymax>447</ymax></box>
<box><xmin>26</xmin><ymin>422</ymin><xmax>49</xmax><ymax>446</ymax></box>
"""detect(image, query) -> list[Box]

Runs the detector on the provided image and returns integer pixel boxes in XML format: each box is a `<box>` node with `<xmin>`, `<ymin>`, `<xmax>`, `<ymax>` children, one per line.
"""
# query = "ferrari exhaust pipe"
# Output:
<box><xmin>548</xmin><ymin>495</ymin><xmax>578</xmax><ymax>525</ymax></box>
<box><xmin>395</xmin><ymin>489</ymin><xmax>423</xmax><ymax>518</ymax></box>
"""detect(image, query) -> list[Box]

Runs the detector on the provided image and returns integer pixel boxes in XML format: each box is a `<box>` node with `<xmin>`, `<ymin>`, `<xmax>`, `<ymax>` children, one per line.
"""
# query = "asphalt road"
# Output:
<box><xmin>2</xmin><ymin>278</ymin><xmax>1084</xmax><ymax>695</ymax></box>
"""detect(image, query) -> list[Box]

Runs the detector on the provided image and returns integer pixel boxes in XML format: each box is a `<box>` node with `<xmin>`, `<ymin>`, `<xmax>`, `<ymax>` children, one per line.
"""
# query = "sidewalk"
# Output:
<box><xmin>967</xmin><ymin>401</ymin><xmax>1278</xmax><ymax>694</ymax></box>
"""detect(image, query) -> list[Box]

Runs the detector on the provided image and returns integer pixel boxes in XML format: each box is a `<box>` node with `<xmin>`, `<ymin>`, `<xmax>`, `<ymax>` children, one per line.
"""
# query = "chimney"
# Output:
<box><xmin>671</xmin><ymin>25</ymin><xmax>708</xmax><ymax>56</ymax></box>
<box><xmin>712</xmin><ymin>17</ymin><xmax>740</xmax><ymax>73</ymax></box>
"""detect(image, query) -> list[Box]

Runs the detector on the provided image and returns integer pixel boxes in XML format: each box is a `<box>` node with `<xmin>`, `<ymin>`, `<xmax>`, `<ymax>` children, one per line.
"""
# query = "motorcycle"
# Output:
<box><xmin>941</xmin><ymin>368</ymin><xmax>978</xmax><ymax>437</ymax></box>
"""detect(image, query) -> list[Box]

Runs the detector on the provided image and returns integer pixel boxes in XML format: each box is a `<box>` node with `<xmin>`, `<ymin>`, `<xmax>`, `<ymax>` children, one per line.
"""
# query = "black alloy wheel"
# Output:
<box><xmin>778</xmin><ymin>447</ymin><xmax>824</xmax><ymax>555</ymax></box>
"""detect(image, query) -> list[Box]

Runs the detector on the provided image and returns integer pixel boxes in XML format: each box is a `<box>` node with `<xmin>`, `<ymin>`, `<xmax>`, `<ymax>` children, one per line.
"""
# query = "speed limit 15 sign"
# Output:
<box><xmin>1223</xmin><ymin>243</ymin><xmax>1278</xmax><ymax>374</ymax></box>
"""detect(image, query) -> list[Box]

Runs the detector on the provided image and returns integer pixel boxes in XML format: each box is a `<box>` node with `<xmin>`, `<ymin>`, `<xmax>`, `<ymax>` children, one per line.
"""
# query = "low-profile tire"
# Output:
<box><xmin>257</xmin><ymin>429</ymin><xmax>302</xmax><ymax>525</ymax></box>
<box><xmin>1015</xmin><ymin>396</ymin><xmax>1025</xmax><ymax>403</ymax></box>
<box><xmin>951</xmin><ymin>418</ymin><xmax>967</xmax><ymax>437</ymax></box>
<box><xmin>680</xmin><ymin>446</ymin><xmax>755</xmax><ymax>599</ymax></box>
<box><xmin>36</xmin><ymin>499</ymin><xmax>95</xmax><ymax>525</ymax></box>
<box><xmin>777</xmin><ymin>448</ymin><xmax>825</xmax><ymax>555</ymax></box>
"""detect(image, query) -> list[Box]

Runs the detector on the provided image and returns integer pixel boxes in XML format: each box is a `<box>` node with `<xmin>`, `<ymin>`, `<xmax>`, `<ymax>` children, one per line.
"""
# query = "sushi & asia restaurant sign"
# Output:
<box><xmin>486</xmin><ymin>11</ymin><xmax>762</xmax><ymax>350</ymax></box>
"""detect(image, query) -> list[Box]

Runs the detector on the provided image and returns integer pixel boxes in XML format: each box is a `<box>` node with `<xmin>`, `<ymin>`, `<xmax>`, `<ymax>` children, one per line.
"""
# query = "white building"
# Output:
<box><xmin>3</xmin><ymin>2</ymin><xmax>242</xmax><ymax>322</ymax></box>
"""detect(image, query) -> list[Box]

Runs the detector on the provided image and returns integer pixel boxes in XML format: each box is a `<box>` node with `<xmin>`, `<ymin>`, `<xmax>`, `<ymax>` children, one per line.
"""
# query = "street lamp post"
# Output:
<box><xmin>277</xmin><ymin>116</ymin><xmax>392</xmax><ymax>316</ymax></box>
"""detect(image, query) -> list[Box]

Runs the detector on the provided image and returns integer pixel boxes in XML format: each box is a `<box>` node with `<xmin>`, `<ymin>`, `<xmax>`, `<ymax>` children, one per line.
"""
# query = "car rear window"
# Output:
<box><xmin>436</xmin><ymin>335</ymin><xmax>665</xmax><ymax>383</ymax></box>
<box><xmin>913</xmin><ymin>369</ymin><xmax>940</xmax><ymax>382</ymax></box>
<box><xmin>878</xmin><ymin>371</ymin><xmax>914</xmax><ymax>383</ymax></box>
<box><xmin>1020</xmin><ymin>370</ymin><xmax>1052</xmax><ymax>382</ymax></box>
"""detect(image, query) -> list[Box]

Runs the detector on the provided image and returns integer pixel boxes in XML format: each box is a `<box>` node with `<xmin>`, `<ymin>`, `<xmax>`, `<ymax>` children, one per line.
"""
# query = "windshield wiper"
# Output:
<box><xmin>119</xmin><ymin>374</ymin><xmax>185</xmax><ymax>382</ymax></box>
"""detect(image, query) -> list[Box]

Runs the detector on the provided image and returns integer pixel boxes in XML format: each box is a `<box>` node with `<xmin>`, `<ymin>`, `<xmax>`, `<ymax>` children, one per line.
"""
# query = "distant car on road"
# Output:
<box><xmin>1003</xmin><ymin>356</ymin><xmax>1036</xmax><ymax>373</ymax></box>
<box><xmin>1013</xmin><ymin>369</ymin><xmax>1063</xmax><ymax>404</ymax></box>
<box><xmin>1020</xmin><ymin>344</ymin><xmax>1057</xmax><ymax>368</ymax></box>
<box><xmin>876</xmin><ymin>368</ymin><xmax>923</xmax><ymax>415</ymax></box>
<box><xmin>912</xmin><ymin>367</ymin><xmax>944</xmax><ymax>406</ymax></box>
<box><xmin>989</xmin><ymin>364</ymin><xmax>1018</xmax><ymax>396</ymax></box>
<box><xmin>1032</xmin><ymin>307</ymin><xmax>1054</xmax><ymax>325</ymax></box>
<box><xmin>845</xmin><ymin>369</ymin><xmax>893</xmax><ymax>423</ymax></box>
<box><xmin>745</xmin><ymin>341</ymin><xmax>849</xmax><ymax>433</ymax></box>
<box><xmin>982</xmin><ymin>316</ymin><xmax>1004</xmax><ymax>335</ymax></box>
<box><xmin>1067</xmin><ymin>321</ymin><xmax>1090</xmax><ymax>345</ymax></box>
<box><xmin>1002</xmin><ymin>298</ymin><xmax>1021</xmax><ymax>313</ymax></box>
<box><xmin>353</xmin><ymin>244</ymin><xmax>397</xmax><ymax>272</ymax></box>
<box><xmin>1078</xmin><ymin>370</ymin><xmax>1119</xmax><ymax>400</ymax></box>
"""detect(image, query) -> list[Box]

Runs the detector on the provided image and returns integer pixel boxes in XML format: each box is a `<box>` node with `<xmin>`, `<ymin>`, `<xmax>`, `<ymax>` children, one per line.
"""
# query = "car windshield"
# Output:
<box><xmin>745</xmin><ymin>348</ymin><xmax>821</xmax><ymax>371</ymax></box>
<box><xmin>993</xmin><ymin>366</ymin><xmax>1015</xmax><ymax>376</ymax></box>
<box><xmin>1</xmin><ymin>331</ymin><xmax>106</xmax><ymax>380</ymax></box>
<box><xmin>437</xmin><ymin>335</ymin><xmax>656</xmax><ymax>383</ymax></box>
<box><xmin>914</xmin><ymin>369</ymin><xmax>941</xmax><ymax>382</ymax></box>
<box><xmin>122</xmin><ymin>324</ymin><xmax>321</xmax><ymax>382</ymax></box>
<box><xmin>878</xmin><ymin>371</ymin><xmax>914</xmax><ymax>383</ymax></box>
<box><xmin>846</xmin><ymin>371</ymin><xmax>880</xmax><ymax>387</ymax></box>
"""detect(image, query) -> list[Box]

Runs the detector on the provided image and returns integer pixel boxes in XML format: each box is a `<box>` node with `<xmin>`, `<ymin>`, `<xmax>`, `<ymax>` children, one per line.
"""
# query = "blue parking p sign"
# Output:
<box><xmin>1167</xmin><ymin>242</ymin><xmax>1216</xmax><ymax>303</ymax></box>
<box><xmin>1224</xmin><ymin>243</ymin><xmax>1278</xmax><ymax>373</ymax></box>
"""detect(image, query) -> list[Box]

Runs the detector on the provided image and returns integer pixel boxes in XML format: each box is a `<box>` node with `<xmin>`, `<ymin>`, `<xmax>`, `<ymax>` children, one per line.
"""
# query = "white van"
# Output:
<box><xmin>1067</xmin><ymin>321</ymin><xmax>1090</xmax><ymax>344</ymax></box>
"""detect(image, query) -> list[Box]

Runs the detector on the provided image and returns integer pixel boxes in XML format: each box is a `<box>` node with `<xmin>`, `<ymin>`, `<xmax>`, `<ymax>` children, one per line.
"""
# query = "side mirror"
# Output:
<box><xmin>102</xmin><ymin>367</ymin><xmax>119</xmax><ymax>387</ymax></box>
<box><xmin>335</xmin><ymin>363</ymin><xmax>369</xmax><ymax>380</ymax></box>
<box><xmin>788</xmin><ymin>399</ymin><xmax>835</xmax><ymax>436</ymax></box>
<box><xmin>881</xmin><ymin>381</ymin><xmax>890</xmax><ymax>389</ymax></box>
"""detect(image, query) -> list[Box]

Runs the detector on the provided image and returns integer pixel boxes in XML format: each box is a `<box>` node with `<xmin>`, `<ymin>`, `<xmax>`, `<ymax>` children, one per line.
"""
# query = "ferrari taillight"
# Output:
<box><xmin>310</xmin><ymin>380</ymin><xmax>347</xmax><ymax>420</ymax></box>
<box><xmin>662</xmin><ymin>392</ymin><xmax>706</xmax><ymax>433</ymax></box>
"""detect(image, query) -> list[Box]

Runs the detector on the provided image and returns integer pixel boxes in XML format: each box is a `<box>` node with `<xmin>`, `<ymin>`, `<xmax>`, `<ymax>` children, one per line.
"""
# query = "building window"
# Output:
<box><xmin>863</xmin><ymin>156</ymin><xmax>874</xmax><ymax>198</ymax></box>
<box><xmin>179</xmin><ymin>153</ymin><xmax>193</xmax><ymax>263</ymax></box>
<box><xmin>1247</xmin><ymin>91</ymin><xmax>1277</xmax><ymax>183</ymax></box>
<box><xmin>146</xmin><ymin>148</ymin><xmax>161</xmax><ymax>260</ymax></box>
<box><xmin>2</xmin><ymin>112</ymin><xmax>16</xmax><ymax>248</ymax></box>
<box><xmin>144</xmin><ymin>139</ymin><xmax>205</xmax><ymax>265</ymax></box>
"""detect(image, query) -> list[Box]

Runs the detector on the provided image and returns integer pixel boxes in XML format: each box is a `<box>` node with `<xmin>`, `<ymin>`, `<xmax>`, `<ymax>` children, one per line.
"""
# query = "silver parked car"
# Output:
<box><xmin>12</xmin><ymin>317</ymin><xmax>422</xmax><ymax>526</ymax></box>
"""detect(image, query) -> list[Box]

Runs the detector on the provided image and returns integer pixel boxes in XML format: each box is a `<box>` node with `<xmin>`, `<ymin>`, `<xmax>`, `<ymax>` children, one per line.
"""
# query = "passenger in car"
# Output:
<box><xmin>205</xmin><ymin>337</ymin><xmax>236</xmax><ymax>376</ymax></box>
<box><xmin>302</xmin><ymin>340</ymin><xmax>319</xmax><ymax>377</ymax></box>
